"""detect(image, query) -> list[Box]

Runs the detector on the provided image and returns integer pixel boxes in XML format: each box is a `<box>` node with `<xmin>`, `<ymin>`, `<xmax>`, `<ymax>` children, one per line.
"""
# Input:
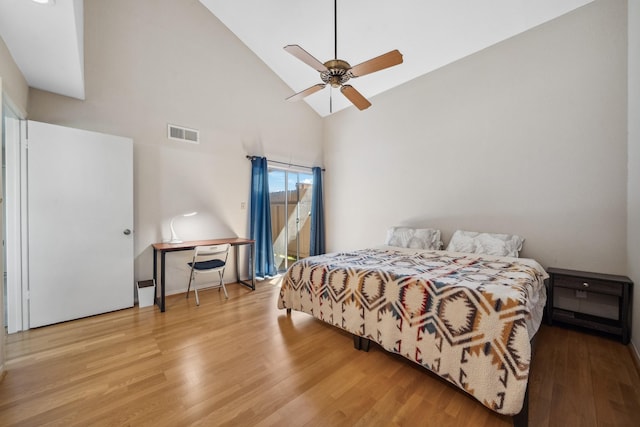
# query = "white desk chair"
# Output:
<box><xmin>186</xmin><ymin>243</ymin><xmax>230</xmax><ymax>305</ymax></box>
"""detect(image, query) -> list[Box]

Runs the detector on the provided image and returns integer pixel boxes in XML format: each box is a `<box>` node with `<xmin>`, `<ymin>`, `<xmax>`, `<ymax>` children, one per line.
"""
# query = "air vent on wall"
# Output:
<box><xmin>168</xmin><ymin>124</ymin><xmax>199</xmax><ymax>144</ymax></box>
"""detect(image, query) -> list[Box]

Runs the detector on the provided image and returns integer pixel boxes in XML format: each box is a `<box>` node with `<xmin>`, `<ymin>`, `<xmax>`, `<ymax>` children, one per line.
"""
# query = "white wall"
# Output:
<box><xmin>0</xmin><ymin>36</ymin><xmax>28</xmax><ymax>116</ymax></box>
<box><xmin>628</xmin><ymin>0</ymin><xmax>640</xmax><ymax>357</ymax></box>
<box><xmin>324</xmin><ymin>0</ymin><xmax>627</xmax><ymax>275</ymax></box>
<box><xmin>27</xmin><ymin>0</ymin><xmax>323</xmax><ymax>295</ymax></box>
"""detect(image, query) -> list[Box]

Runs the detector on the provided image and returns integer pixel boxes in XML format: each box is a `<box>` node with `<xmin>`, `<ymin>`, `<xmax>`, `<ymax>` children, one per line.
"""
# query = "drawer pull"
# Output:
<box><xmin>582</xmin><ymin>282</ymin><xmax>590</xmax><ymax>288</ymax></box>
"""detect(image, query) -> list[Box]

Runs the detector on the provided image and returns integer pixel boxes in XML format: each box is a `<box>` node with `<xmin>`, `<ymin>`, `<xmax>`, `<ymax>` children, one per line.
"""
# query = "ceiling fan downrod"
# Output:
<box><xmin>334</xmin><ymin>0</ymin><xmax>338</xmax><ymax>59</ymax></box>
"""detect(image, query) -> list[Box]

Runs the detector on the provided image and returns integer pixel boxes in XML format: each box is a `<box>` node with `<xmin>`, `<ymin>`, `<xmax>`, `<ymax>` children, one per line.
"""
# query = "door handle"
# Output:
<box><xmin>123</xmin><ymin>229</ymin><xmax>132</xmax><ymax>235</ymax></box>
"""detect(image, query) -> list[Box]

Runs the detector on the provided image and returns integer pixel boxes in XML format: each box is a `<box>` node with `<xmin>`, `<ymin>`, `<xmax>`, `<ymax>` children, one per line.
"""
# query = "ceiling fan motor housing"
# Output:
<box><xmin>321</xmin><ymin>59</ymin><xmax>352</xmax><ymax>87</ymax></box>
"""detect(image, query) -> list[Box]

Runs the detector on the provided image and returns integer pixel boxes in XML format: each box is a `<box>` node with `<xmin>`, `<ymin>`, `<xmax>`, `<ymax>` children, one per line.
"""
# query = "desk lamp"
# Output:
<box><xmin>169</xmin><ymin>211</ymin><xmax>197</xmax><ymax>243</ymax></box>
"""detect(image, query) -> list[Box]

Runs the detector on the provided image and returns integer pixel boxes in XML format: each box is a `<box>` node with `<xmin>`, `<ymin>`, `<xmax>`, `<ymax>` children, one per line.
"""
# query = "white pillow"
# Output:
<box><xmin>385</xmin><ymin>227</ymin><xmax>443</xmax><ymax>250</ymax></box>
<box><xmin>446</xmin><ymin>230</ymin><xmax>524</xmax><ymax>258</ymax></box>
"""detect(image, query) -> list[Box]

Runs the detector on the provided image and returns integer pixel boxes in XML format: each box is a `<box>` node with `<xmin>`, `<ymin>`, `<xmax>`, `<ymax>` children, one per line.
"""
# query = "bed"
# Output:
<box><xmin>277</xmin><ymin>237</ymin><xmax>547</xmax><ymax>425</ymax></box>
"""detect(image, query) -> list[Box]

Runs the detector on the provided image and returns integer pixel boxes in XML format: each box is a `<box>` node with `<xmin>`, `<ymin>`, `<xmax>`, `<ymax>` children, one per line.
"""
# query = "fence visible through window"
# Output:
<box><xmin>268</xmin><ymin>168</ymin><xmax>313</xmax><ymax>273</ymax></box>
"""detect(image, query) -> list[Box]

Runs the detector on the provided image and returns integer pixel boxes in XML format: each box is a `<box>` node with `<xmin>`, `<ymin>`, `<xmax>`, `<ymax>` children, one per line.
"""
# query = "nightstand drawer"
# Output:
<box><xmin>553</xmin><ymin>275</ymin><xmax>623</xmax><ymax>296</ymax></box>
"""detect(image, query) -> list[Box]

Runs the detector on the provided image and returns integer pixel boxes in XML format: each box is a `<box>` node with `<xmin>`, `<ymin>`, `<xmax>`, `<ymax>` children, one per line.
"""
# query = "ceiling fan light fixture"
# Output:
<box><xmin>32</xmin><ymin>0</ymin><xmax>55</xmax><ymax>5</ymax></box>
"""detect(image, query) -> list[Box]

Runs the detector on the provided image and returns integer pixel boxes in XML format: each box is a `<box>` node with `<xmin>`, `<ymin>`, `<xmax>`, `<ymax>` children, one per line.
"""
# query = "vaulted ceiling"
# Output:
<box><xmin>0</xmin><ymin>0</ymin><xmax>84</xmax><ymax>100</ymax></box>
<box><xmin>0</xmin><ymin>0</ymin><xmax>593</xmax><ymax>116</ymax></box>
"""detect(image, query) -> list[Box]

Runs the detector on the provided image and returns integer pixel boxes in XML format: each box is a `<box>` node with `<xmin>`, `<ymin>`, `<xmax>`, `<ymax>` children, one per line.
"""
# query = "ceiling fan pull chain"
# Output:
<box><xmin>330</xmin><ymin>87</ymin><xmax>333</xmax><ymax>114</ymax></box>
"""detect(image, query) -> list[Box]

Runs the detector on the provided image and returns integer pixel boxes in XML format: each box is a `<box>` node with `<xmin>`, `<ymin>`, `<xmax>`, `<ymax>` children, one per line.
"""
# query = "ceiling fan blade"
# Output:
<box><xmin>340</xmin><ymin>85</ymin><xmax>371</xmax><ymax>110</ymax></box>
<box><xmin>286</xmin><ymin>84</ymin><xmax>327</xmax><ymax>102</ymax></box>
<box><xmin>349</xmin><ymin>49</ymin><xmax>403</xmax><ymax>78</ymax></box>
<box><xmin>284</xmin><ymin>45</ymin><xmax>328</xmax><ymax>72</ymax></box>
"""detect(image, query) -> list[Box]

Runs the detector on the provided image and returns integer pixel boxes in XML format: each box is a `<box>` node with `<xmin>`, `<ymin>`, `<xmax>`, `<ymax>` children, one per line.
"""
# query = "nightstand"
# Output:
<box><xmin>547</xmin><ymin>267</ymin><xmax>633</xmax><ymax>344</ymax></box>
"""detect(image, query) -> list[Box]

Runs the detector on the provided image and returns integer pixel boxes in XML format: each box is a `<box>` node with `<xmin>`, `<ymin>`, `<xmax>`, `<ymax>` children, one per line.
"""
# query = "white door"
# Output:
<box><xmin>27</xmin><ymin>121</ymin><xmax>134</xmax><ymax>328</ymax></box>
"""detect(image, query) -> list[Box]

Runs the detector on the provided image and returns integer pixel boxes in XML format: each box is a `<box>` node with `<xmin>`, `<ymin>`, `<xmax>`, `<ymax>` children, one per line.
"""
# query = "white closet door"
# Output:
<box><xmin>27</xmin><ymin>121</ymin><xmax>134</xmax><ymax>328</ymax></box>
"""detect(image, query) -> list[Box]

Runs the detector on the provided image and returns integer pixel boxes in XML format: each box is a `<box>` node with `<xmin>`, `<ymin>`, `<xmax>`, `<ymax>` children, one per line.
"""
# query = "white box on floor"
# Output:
<box><xmin>136</xmin><ymin>280</ymin><xmax>156</xmax><ymax>308</ymax></box>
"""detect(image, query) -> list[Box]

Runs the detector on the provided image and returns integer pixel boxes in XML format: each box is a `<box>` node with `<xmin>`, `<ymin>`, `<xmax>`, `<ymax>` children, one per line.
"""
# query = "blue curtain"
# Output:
<box><xmin>310</xmin><ymin>167</ymin><xmax>326</xmax><ymax>256</ymax></box>
<box><xmin>250</xmin><ymin>157</ymin><xmax>276</xmax><ymax>277</ymax></box>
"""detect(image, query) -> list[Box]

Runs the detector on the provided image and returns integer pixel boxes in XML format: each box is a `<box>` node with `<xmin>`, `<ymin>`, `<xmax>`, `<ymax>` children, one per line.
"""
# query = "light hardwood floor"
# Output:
<box><xmin>1</xmin><ymin>279</ymin><xmax>639</xmax><ymax>426</ymax></box>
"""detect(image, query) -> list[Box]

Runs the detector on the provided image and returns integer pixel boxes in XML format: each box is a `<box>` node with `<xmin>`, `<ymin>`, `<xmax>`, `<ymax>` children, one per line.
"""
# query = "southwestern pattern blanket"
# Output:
<box><xmin>277</xmin><ymin>247</ymin><xmax>547</xmax><ymax>416</ymax></box>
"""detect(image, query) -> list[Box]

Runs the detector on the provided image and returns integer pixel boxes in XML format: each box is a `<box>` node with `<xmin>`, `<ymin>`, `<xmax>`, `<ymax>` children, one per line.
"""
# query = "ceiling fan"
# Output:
<box><xmin>284</xmin><ymin>0</ymin><xmax>403</xmax><ymax>111</ymax></box>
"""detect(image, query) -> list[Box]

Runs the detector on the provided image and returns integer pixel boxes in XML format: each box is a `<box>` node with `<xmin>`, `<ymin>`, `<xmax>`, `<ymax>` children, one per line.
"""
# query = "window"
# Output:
<box><xmin>268</xmin><ymin>168</ymin><xmax>313</xmax><ymax>272</ymax></box>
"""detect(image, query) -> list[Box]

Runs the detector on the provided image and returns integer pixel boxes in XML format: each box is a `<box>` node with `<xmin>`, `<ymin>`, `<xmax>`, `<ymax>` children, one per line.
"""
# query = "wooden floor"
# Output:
<box><xmin>1</xmin><ymin>279</ymin><xmax>639</xmax><ymax>427</ymax></box>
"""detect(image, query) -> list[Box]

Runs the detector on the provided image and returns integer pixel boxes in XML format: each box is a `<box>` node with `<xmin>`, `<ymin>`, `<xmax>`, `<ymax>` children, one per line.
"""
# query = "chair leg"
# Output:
<box><xmin>186</xmin><ymin>268</ymin><xmax>195</xmax><ymax>298</ymax></box>
<box><xmin>187</xmin><ymin>268</ymin><xmax>200</xmax><ymax>306</ymax></box>
<box><xmin>219</xmin><ymin>271</ymin><xmax>228</xmax><ymax>299</ymax></box>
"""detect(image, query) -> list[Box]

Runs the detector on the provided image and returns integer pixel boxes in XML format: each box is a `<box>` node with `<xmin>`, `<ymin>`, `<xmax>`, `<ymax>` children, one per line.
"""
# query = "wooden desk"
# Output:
<box><xmin>152</xmin><ymin>238</ymin><xmax>255</xmax><ymax>312</ymax></box>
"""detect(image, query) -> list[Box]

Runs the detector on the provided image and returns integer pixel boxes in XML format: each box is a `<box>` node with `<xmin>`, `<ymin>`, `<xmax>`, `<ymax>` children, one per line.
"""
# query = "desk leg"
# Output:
<box><xmin>236</xmin><ymin>242</ymin><xmax>256</xmax><ymax>291</ymax></box>
<box><xmin>251</xmin><ymin>241</ymin><xmax>255</xmax><ymax>290</ymax></box>
<box><xmin>153</xmin><ymin>248</ymin><xmax>159</xmax><ymax>308</ymax></box>
<box><xmin>235</xmin><ymin>244</ymin><xmax>240</xmax><ymax>285</ymax></box>
<box><xmin>160</xmin><ymin>251</ymin><xmax>166</xmax><ymax>312</ymax></box>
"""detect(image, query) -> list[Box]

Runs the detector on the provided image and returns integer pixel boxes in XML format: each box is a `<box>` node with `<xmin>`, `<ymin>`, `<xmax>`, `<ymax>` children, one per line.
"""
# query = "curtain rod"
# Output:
<box><xmin>246</xmin><ymin>155</ymin><xmax>325</xmax><ymax>171</ymax></box>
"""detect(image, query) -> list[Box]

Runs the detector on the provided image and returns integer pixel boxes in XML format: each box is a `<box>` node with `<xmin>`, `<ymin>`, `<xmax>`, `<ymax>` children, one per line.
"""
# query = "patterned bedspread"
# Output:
<box><xmin>277</xmin><ymin>247</ymin><xmax>548</xmax><ymax>415</ymax></box>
